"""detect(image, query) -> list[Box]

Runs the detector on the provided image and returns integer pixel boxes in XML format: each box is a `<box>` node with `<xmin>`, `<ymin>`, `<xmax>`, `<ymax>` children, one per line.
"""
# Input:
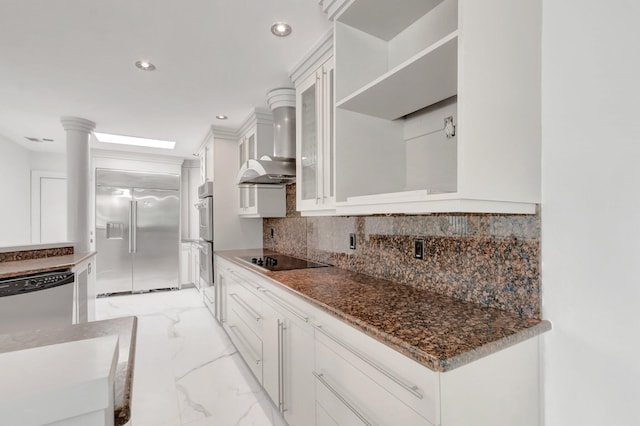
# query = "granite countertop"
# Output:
<box><xmin>0</xmin><ymin>252</ymin><xmax>96</xmax><ymax>279</ymax></box>
<box><xmin>0</xmin><ymin>316</ymin><xmax>137</xmax><ymax>426</ymax></box>
<box><xmin>217</xmin><ymin>249</ymin><xmax>551</xmax><ymax>372</ymax></box>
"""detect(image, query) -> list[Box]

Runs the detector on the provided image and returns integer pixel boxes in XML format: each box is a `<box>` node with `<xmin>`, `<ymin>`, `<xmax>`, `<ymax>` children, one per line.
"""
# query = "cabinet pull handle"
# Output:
<box><xmin>313</xmin><ymin>372</ymin><xmax>372</xmax><ymax>426</ymax></box>
<box><xmin>229</xmin><ymin>270</ymin><xmax>263</xmax><ymax>291</ymax></box>
<box><xmin>314</xmin><ymin>325</ymin><xmax>423</xmax><ymax>400</ymax></box>
<box><xmin>230</xmin><ymin>293</ymin><xmax>262</xmax><ymax>322</ymax></box>
<box><xmin>277</xmin><ymin>319</ymin><xmax>287</xmax><ymax>413</ymax></box>
<box><xmin>261</xmin><ymin>289</ymin><xmax>309</xmax><ymax>322</ymax></box>
<box><xmin>229</xmin><ymin>325</ymin><xmax>261</xmax><ymax>365</ymax></box>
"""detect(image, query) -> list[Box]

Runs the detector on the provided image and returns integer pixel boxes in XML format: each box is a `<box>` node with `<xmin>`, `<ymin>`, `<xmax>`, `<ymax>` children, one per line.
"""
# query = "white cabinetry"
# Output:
<box><xmin>237</xmin><ymin>109</ymin><xmax>286</xmax><ymax>218</ymax></box>
<box><xmin>261</xmin><ymin>288</ymin><xmax>315</xmax><ymax>426</ymax></box>
<box><xmin>291</xmin><ymin>31</ymin><xmax>336</xmax><ymax>215</ymax></box>
<box><xmin>197</xmin><ymin>135</ymin><xmax>214</xmax><ymax>184</ymax></box>
<box><xmin>190</xmin><ymin>242</ymin><xmax>200</xmax><ymax>291</ymax></box>
<box><xmin>179</xmin><ymin>242</ymin><xmax>192</xmax><ymax>286</ymax></box>
<box><xmin>313</xmin><ymin>306</ymin><xmax>439</xmax><ymax>425</ymax></box>
<box><xmin>216</xmin><ymin>257</ymin><xmax>315</xmax><ymax>424</ymax></box>
<box><xmin>72</xmin><ymin>254</ymin><xmax>96</xmax><ymax>323</ymax></box>
<box><xmin>216</xmin><ymin>254</ymin><xmax>542</xmax><ymax>426</ymax></box>
<box><xmin>332</xmin><ymin>0</ymin><xmax>541</xmax><ymax>215</ymax></box>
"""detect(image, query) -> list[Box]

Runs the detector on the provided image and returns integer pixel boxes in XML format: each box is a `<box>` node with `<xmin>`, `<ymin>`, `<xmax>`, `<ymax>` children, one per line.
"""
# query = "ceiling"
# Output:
<box><xmin>0</xmin><ymin>0</ymin><xmax>331</xmax><ymax>158</ymax></box>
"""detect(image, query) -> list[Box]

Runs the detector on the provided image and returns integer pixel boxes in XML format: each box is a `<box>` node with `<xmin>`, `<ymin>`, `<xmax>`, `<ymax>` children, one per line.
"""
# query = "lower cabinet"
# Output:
<box><xmin>72</xmin><ymin>255</ymin><xmax>97</xmax><ymax>323</ymax></box>
<box><xmin>224</xmin><ymin>267</ymin><xmax>264</xmax><ymax>382</ymax></box>
<box><xmin>190</xmin><ymin>242</ymin><xmax>200</xmax><ymax>291</ymax></box>
<box><xmin>179</xmin><ymin>242</ymin><xmax>192</xmax><ymax>286</ymax></box>
<box><xmin>216</xmin><ymin>255</ymin><xmax>541</xmax><ymax>426</ymax></box>
<box><xmin>262</xmin><ymin>291</ymin><xmax>315</xmax><ymax>426</ymax></box>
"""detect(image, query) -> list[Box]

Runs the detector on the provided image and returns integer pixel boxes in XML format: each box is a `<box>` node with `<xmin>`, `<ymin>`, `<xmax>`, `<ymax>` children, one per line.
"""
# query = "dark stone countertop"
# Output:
<box><xmin>0</xmin><ymin>316</ymin><xmax>137</xmax><ymax>425</ymax></box>
<box><xmin>216</xmin><ymin>249</ymin><xmax>551</xmax><ymax>372</ymax></box>
<box><xmin>0</xmin><ymin>252</ymin><xmax>96</xmax><ymax>279</ymax></box>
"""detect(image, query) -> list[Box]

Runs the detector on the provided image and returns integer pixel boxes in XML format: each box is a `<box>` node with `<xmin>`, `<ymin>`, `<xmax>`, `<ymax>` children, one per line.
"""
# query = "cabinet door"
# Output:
<box><xmin>238</xmin><ymin>134</ymin><xmax>258</xmax><ymax>214</ymax></box>
<box><xmin>179</xmin><ymin>243</ymin><xmax>191</xmax><ymax>285</ymax></box>
<box><xmin>262</xmin><ymin>294</ymin><xmax>315</xmax><ymax>425</ymax></box>
<box><xmin>321</xmin><ymin>58</ymin><xmax>336</xmax><ymax>205</ymax></box>
<box><xmin>238</xmin><ymin>137</ymin><xmax>247</xmax><ymax>212</ymax></box>
<box><xmin>283</xmin><ymin>315</ymin><xmax>315</xmax><ymax>426</ymax></box>
<box><xmin>297</xmin><ymin>70</ymin><xmax>321</xmax><ymax>210</ymax></box>
<box><xmin>191</xmin><ymin>244</ymin><xmax>200</xmax><ymax>290</ymax></box>
<box><xmin>204</xmin><ymin>141</ymin><xmax>214</xmax><ymax>181</ymax></box>
<box><xmin>86</xmin><ymin>258</ymin><xmax>96</xmax><ymax>321</ymax></box>
<box><xmin>245</xmin><ymin>131</ymin><xmax>257</xmax><ymax>212</ymax></box>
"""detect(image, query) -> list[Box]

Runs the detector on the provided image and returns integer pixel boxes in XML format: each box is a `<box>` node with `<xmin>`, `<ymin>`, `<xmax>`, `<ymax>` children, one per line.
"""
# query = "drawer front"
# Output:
<box><xmin>315</xmin><ymin>312</ymin><xmax>440</xmax><ymax>425</ymax></box>
<box><xmin>226</xmin><ymin>300</ymin><xmax>263</xmax><ymax>382</ymax></box>
<box><xmin>228</xmin><ymin>274</ymin><xmax>263</xmax><ymax>337</ymax></box>
<box><xmin>316</xmin><ymin>401</ymin><xmax>340</xmax><ymax>426</ymax></box>
<box><xmin>315</xmin><ymin>341</ymin><xmax>433</xmax><ymax>426</ymax></box>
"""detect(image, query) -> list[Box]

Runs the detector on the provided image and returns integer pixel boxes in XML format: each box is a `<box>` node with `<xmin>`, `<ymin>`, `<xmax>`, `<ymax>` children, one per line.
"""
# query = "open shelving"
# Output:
<box><xmin>332</xmin><ymin>0</ymin><xmax>541</xmax><ymax>215</ymax></box>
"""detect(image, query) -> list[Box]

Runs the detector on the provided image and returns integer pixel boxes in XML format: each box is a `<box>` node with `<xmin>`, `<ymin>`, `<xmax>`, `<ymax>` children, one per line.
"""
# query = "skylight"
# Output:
<box><xmin>94</xmin><ymin>132</ymin><xmax>176</xmax><ymax>150</ymax></box>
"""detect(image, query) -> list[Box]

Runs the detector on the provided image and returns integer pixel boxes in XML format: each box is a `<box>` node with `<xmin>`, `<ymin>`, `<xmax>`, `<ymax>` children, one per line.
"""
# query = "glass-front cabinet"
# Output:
<box><xmin>236</xmin><ymin>109</ymin><xmax>286</xmax><ymax>218</ymax></box>
<box><xmin>296</xmin><ymin>56</ymin><xmax>335</xmax><ymax>215</ymax></box>
<box><xmin>238</xmin><ymin>129</ymin><xmax>257</xmax><ymax>215</ymax></box>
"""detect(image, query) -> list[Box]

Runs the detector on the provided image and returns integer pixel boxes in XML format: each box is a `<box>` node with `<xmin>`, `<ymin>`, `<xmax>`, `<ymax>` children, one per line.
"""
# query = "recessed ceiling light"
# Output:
<box><xmin>94</xmin><ymin>132</ymin><xmax>175</xmax><ymax>150</ymax></box>
<box><xmin>216</xmin><ymin>115</ymin><xmax>228</xmax><ymax>120</ymax></box>
<box><xmin>135</xmin><ymin>60</ymin><xmax>156</xmax><ymax>71</ymax></box>
<box><xmin>271</xmin><ymin>22</ymin><xmax>292</xmax><ymax>37</ymax></box>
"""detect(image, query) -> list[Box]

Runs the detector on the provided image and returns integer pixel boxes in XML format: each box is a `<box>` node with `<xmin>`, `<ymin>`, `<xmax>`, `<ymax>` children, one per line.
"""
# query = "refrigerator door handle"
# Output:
<box><xmin>132</xmin><ymin>200</ymin><xmax>138</xmax><ymax>253</ymax></box>
<box><xmin>129</xmin><ymin>200</ymin><xmax>134</xmax><ymax>253</ymax></box>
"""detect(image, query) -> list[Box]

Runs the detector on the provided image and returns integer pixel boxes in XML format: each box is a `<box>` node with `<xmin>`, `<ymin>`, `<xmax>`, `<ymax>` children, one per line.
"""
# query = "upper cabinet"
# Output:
<box><xmin>197</xmin><ymin>136</ymin><xmax>214</xmax><ymax>184</ymax></box>
<box><xmin>291</xmin><ymin>31</ymin><xmax>336</xmax><ymax>216</ymax></box>
<box><xmin>330</xmin><ymin>0</ymin><xmax>541</xmax><ymax>214</ymax></box>
<box><xmin>237</xmin><ymin>109</ymin><xmax>286</xmax><ymax>218</ymax></box>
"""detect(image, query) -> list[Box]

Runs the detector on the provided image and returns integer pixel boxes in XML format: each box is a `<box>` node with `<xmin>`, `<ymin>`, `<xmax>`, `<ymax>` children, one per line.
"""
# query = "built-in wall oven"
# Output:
<box><xmin>197</xmin><ymin>182</ymin><xmax>215</xmax><ymax>317</ymax></box>
<box><xmin>196</xmin><ymin>184</ymin><xmax>213</xmax><ymax>242</ymax></box>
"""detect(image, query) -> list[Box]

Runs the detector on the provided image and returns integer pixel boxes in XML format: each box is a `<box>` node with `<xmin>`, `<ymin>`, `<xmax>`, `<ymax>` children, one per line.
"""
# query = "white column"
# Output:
<box><xmin>61</xmin><ymin>117</ymin><xmax>96</xmax><ymax>252</ymax></box>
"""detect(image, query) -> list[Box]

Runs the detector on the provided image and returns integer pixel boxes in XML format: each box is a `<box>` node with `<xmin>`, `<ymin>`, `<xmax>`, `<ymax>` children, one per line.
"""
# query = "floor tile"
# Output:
<box><xmin>96</xmin><ymin>289</ymin><xmax>282</xmax><ymax>426</ymax></box>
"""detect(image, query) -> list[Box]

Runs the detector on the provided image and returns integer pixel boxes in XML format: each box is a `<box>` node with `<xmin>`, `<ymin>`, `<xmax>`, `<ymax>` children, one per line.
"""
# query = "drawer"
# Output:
<box><xmin>314</xmin><ymin>313</ymin><xmax>440</xmax><ymax>425</ymax></box>
<box><xmin>315</xmin><ymin>341</ymin><xmax>433</xmax><ymax>426</ymax></box>
<box><xmin>226</xmin><ymin>301</ymin><xmax>262</xmax><ymax>382</ymax></box>
<box><xmin>227</xmin><ymin>275</ymin><xmax>263</xmax><ymax>337</ymax></box>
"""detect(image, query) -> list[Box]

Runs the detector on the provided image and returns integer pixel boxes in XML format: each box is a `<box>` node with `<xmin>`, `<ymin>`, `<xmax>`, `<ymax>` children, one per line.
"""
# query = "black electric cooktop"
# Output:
<box><xmin>235</xmin><ymin>254</ymin><xmax>328</xmax><ymax>272</ymax></box>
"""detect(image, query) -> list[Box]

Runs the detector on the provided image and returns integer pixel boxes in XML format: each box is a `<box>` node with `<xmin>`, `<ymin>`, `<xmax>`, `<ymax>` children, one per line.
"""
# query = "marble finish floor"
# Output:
<box><xmin>96</xmin><ymin>288</ymin><xmax>286</xmax><ymax>426</ymax></box>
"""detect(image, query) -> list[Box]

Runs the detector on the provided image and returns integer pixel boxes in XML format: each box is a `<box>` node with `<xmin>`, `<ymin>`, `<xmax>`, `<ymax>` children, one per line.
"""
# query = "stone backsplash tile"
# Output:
<box><xmin>0</xmin><ymin>246</ymin><xmax>74</xmax><ymax>263</ymax></box>
<box><xmin>264</xmin><ymin>217</ymin><xmax>307</xmax><ymax>259</ymax></box>
<box><xmin>264</xmin><ymin>184</ymin><xmax>541</xmax><ymax>318</ymax></box>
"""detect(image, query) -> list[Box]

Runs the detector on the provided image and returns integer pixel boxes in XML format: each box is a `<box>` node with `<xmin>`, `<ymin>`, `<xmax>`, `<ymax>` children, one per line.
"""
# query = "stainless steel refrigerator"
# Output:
<box><xmin>95</xmin><ymin>169</ymin><xmax>180</xmax><ymax>294</ymax></box>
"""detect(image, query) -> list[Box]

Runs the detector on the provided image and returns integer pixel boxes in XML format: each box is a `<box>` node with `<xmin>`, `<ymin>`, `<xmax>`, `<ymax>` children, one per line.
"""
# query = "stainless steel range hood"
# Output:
<box><xmin>238</xmin><ymin>157</ymin><xmax>295</xmax><ymax>184</ymax></box>
<box><xmin>237</xmin><ymin>88</ymin><xmax>296</xmax><ymax>185</ymax></box>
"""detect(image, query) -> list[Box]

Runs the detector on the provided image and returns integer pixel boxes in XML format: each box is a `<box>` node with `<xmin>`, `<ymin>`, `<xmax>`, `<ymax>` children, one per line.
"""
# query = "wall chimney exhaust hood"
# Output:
<box><xmin>237</xmin><ymin>88</ymin><xmax>296</xmax><ymax>185</ymax></box>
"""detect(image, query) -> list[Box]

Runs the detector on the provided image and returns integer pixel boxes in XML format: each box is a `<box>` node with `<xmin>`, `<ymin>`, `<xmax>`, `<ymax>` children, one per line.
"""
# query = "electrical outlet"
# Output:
<box><xmin>349</xmin><ymin>233</ymin><xmax>356</xmax><ymax>250</ymax></box>
<box><xmin>414</xmin><ymin>238</ymin><xmax>425</xmax><ymax>260</ymax></box>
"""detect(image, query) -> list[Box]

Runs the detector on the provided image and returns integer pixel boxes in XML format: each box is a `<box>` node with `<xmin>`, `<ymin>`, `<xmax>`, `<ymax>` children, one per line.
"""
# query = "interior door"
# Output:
<box><xmin>95</xmin><ymin>186</ymin><xmax>133</xmax><ymax>294</ymax></box>
<box><xmin>133</xmin><ymin>188</ymin><xmax>179</xmax><ymax>291</ymax></box>
<box><xmin>40</xmin><ymin>176</ymin><xmax>67</xmax><ymax>243</ymax></box>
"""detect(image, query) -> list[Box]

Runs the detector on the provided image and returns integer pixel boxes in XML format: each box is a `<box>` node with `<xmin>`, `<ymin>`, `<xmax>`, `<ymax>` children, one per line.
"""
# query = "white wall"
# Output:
<box><xmin>542</xmin><ymin>1</ymin><xmax>640</xmax><ymax>424</ymax></box>
<box><xmin>0</xmin><ymin>138</ymin><xmax>31</xmax><ymax>246</ymax></box>
<box><xmin>30</xmin><ymin>151</ymin><xmax>66</xmax><ymax>172</ymax></box>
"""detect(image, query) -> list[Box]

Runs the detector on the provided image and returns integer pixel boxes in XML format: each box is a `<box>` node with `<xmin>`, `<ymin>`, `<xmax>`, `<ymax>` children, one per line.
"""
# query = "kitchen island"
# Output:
<box><xmin>0</xmin><ymin>316</ymin><xmax>137</xmax><ymax>425</ymax></box>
